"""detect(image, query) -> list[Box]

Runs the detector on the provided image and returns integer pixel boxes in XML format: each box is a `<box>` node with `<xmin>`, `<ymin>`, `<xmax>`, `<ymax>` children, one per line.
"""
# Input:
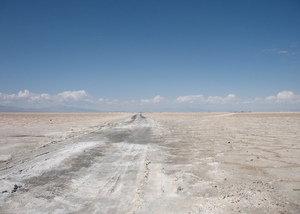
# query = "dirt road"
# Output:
<box><xmin>0</xmin><ymin>113</ymin><xmax>300</xmax><ymax>213</ymax></box>
<box><xmin>0</xmin><ymin>114</ymin><xmax>154</xmax><ymax>213</ymax></box>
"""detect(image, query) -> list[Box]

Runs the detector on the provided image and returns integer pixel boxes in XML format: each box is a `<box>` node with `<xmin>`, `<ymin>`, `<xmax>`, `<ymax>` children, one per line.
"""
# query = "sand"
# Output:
<box><xmin>0</xmin><ymin>112</ymin><xmax>299</xmax><ymax>213</ymax></box>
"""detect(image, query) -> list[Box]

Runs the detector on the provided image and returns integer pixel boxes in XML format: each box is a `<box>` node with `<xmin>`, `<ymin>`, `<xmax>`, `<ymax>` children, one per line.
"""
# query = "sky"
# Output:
<box><xmin>0</xmin><ymin>0</ymin><xmax>300</xmax><ymax>111</ymax></box>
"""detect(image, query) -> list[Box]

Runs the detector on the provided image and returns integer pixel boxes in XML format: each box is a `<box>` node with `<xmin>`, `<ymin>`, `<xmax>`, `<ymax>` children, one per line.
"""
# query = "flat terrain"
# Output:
<box><xmin>0</xmin><ymin>112</ymin><xmax>299</xmax><ymax>213</ymax></box>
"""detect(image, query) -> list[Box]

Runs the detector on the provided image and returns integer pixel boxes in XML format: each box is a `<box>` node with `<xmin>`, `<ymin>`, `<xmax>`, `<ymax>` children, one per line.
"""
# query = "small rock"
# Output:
<box><xmin>11</xmin><ymin>184</ymin><xmax>18</xmax><ymax>193</ymax></box>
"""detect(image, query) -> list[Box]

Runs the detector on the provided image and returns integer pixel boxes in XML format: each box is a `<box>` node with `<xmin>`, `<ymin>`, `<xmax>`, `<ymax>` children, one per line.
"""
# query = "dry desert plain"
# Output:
<box><xmin>0</xmin><ymin>112</ymin><xmax>299</xmax><ymax>213</ymax></box>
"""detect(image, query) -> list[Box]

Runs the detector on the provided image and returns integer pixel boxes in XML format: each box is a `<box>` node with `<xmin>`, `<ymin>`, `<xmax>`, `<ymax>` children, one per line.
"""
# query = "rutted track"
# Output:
<box><xmin>0</xmin><ymin>114</ymin><xmax>153</xmax><ymax>213</ymax></box>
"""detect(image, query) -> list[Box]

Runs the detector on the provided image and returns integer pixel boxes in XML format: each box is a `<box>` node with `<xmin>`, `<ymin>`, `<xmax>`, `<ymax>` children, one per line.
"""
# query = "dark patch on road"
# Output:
<box><xmin>105</xmin><ymin>129</ymin><xmax>131</xmax><ymax>143</ymax></box>
<box><xmin>104</xmin><ymin>126</ymin><xmax>152</xmax><ymax>145</ymax></box>
<box><xmin>131</xmin><ymin>114</ymin><xmax>137</xmax><ymax>120</ymax></box>
<box><xmin>126</xmin><ymin>114</ymin><xmax>138</xmax><ymax>124</ymax></box>
<box><xmin>71</xmin><ymin>114</ymin><xmax>150</xmax><ymax>144</ymax></box>
<box><xmin>104</xmin><ymin>114</ymin><xmax>152</xmax><ymax>144</ymax></box>
<box><xmin>20</xmin><ymin>145</ymin><xmax>107</xmax><ymax>199</ymax></box>
<box><xmin>22</xmin><ymin>114</ymin><xmax>152</xmax><ymax>191</ymax></box>
<box><xmin>125</xmin><ymin>114</ymin><xmax>146</xmax><ymax>124</ymax></box>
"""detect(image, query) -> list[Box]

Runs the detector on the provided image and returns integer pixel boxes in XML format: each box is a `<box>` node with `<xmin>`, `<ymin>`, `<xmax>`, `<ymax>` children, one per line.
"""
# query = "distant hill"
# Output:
<box><xmin>0</xmin><ymin>104</ymin><xmax>25</xmax><ymax>112</ymax></box>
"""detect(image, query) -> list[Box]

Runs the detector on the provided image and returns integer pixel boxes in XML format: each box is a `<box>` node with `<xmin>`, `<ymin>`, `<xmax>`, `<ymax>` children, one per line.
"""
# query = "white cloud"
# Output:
<box><xmin>1</xmin><ymin>90</ymin><xmax>299</xmax><ymax>111</ymax></box>
<box><xmin>98</xmin><ymin>98</ymin><xmax>120</xmax><ymax>105</ymax></box>
<box><xmin>98</xmin><ymin>98</ymin><xmax>107</xmax><ymax>102</ymax></box>
<box><xmin>175</xmin><ymin>94</ymin><xmax>204</xmax><ymax>103</ymax></box>
<box><xmin>141</xmin><ymin>95</ymin><xmax>164</xmax><ymax>104</ymax></box>
<box><xmin>0</xmin><ymin>90</ymin><xmax>91</xmax><ymax>108</ymax></box>
<box><xmin>265</xmin><ymin>91</ymin><xmax>300</xmax><ymax>104</ymax></box>
<box><xmin>262</xmin><ymin>48</ymin><xmax>277</xmax><ymax>52</ymax></box>
<box><xmin>0</xmin><ymin>90</ymin><xmax>59</xmax><ymax>102</ymax></box>
<box><xmin>226</xmin><ymin>94</ymin><xmax>236</xmax><ymax>100</ymax></box>
<box><xmin>206</xmin><ymin>96</ymin><xmax>222</xmax><ymax>104</ymax></box>
<box><xmin>277</xmin><ymin>91</ymin><xmax>295</xmax><ymax>100</ymax></box>
<box><xmin>207</xmin><ymin>94</ymin><xmax>237</xmax><ymax>104</ymax></box>
<box><xmin>0</xmin><ymin>90</ymin><xmax>34</xmax><ymax>100</ymax></box>
<box><xmin>278</xmin><ymin>51</ymin><xmax>288</xmax><ymax>54</ymax></box>
<box><xmin>29</xmin><ymin>93</ymin><xmax>51</xmax><ymax>102</ymax></box>
<box><xmin>265</xmin><ymin>95</ymin><xmax>276</xmax><ymax>101</ymax></box>
<box><xmin>17</xmin><ymin>90</ymin><xmax>31</xmax><ymax>98</ymax></box>
<box><xmin>175</xmin><ymin>94</ymin><xmax>237</xmax><ymax>104</ymax></box>
<box><xmin>57</xmin><ymin>90</ymin><xmax>88</xmax><ymax>102</ymax></box>
<box><xmin>106</xmin><ymin>99</ymin><xmax>120</xmax><ymax>105</ymax></box>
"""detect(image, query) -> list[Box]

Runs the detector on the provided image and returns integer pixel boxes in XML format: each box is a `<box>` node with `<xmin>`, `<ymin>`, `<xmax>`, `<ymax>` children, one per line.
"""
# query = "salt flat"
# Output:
<box><xmin>0</xmin><ymin>112</ymin><xmax>299</xmax><ymax>213</ymax></box>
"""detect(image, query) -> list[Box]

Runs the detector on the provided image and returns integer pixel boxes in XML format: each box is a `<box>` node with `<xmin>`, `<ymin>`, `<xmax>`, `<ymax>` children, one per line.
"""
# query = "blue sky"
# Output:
<box><xmin>0</xmin><ymin>0</ymin><xmax>299</xmax><ymax>111</ymax></box>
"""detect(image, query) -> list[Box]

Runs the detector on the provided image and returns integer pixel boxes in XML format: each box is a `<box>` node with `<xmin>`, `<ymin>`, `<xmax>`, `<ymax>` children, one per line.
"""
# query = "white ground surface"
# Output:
<box><xmin>0</xmin><ymin>112</ymin><xmax>299</xmax><ymax>213</ymax></box>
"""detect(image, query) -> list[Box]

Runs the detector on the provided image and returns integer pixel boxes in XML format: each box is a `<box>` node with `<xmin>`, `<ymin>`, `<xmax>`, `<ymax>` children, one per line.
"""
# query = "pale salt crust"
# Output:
<box><xmin>144</xmin><ymin>112</ymin><xmax>300</xmax><ymax>213</ymax></box>
<box><xmin>0</xmin><ymin>112</ymin><xmax>299</xmax><ymax>213</ymax></box>
<box><xmin>0</xmin><ymin>113</ymin><xmax>130</xmax><ymax>165</ymax></box>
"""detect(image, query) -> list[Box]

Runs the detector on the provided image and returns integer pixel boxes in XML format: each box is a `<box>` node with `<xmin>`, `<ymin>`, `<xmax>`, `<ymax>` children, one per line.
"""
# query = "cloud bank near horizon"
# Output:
<box><xmin>0</xmin><ymin>90</ymin><xmax>299</xmax><ymax>111</ymax></box>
